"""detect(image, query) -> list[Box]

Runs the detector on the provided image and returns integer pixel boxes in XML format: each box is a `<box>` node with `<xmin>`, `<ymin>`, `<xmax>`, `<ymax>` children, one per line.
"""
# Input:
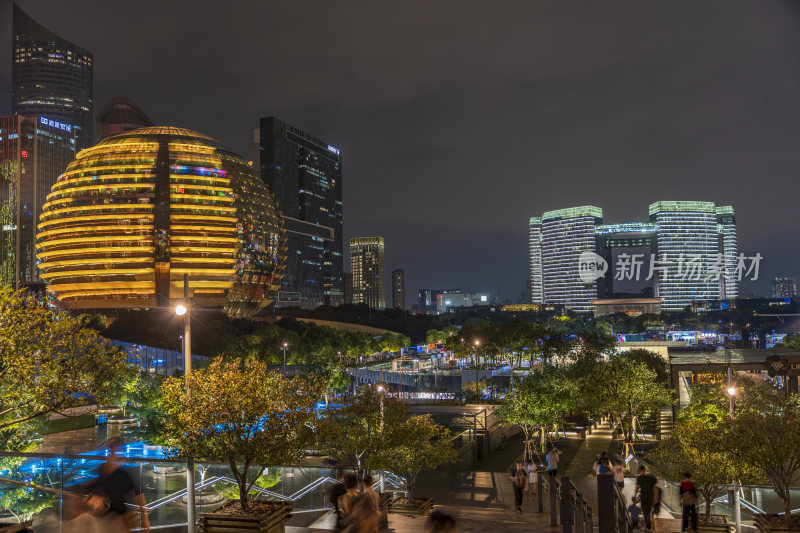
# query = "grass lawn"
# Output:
<box><xmin>41</xmin><ymin>413</ymin><xmax>97</xmax><ymax>434</ymax></box>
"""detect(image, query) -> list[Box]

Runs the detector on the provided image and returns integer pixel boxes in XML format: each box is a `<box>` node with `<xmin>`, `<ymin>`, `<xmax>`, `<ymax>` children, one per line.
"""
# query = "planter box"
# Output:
<box><xmin>697</xmin><ymin>516</ymin><xmax>732</xmax><ymax>533</ymax></box>
<box><xmin>199</xmin><ymin>500</ymin><xmax>292</xmax><ymax>533</ymax></box>
<box><xmin>755</xmin><ymin>514</ymin><xmax>800</xmax><ymax>533</ymax></box>
<box><xmin>388</xmin><ymin>497</ymin><xmax>433</xmax><ymax>516</ymax></box>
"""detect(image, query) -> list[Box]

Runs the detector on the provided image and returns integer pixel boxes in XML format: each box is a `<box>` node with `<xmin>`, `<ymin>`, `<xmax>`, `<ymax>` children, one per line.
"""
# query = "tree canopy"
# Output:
<box><xmin>0</xmin><ymin>286</ymin><xmax>128</xmax><ymax>449</ymax></box>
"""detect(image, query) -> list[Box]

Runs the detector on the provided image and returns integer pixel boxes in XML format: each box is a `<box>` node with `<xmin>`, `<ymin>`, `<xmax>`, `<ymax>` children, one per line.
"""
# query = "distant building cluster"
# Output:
<box><xmin>528</xmin><ymin>201</ymin><xmax>740</xmax><ymax>313</ymax></box>
<box><xmin>416</xmin><ymin>288</ymin><xmax>491</xmax><ymax>314</ymax></box>
<box><xmin>772</xmin><ymin>276</ymin><xmax>798</xmax><ymax>299</ymax></box>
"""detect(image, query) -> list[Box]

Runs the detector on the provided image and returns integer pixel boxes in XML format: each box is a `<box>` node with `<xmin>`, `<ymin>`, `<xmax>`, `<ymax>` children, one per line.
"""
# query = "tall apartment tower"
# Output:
<box><xmin>649</xmin><ymin>201</ymin><xmax>724</xmax><ymax>311</ymax></box>
<box><xmin>258</xmin><ymin>117</ymin><xmax>343</xmax><ymax>308</ymax></box>
<box><xmin>541</xmin><ymin>206</ymin><xmax>603</xmax><ymax>312</ymax></box>
<box><xmin>350</xmin><ymin>237</ymin><xmax>385</xmax><ymax>310</ymax></box>
<box><xmin>0</xmin><ymin>115</ymin><xmax>75</xmax><ymax>287</ymax></box>
<box><xmin>12</xmin><ymin>3</ymin><xmax>93</xmax><ymax>151</ymax></box>
<box><xmin>527</xmin><ymin>217</ymin><xmax>544</xmax><ymax>303</ymax></box>
<box><xmin>715</xmin><ymin>206</ymin><xmax>738</xmax><ymax>300</ymax></box>
<box><xmin>392</xmin><ymin>269</ymin><xmax>405</xmax><ymax>310</ymax></box>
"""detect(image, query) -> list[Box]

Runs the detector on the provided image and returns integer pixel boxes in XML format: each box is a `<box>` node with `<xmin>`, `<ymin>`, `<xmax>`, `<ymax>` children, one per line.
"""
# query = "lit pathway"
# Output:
<box><xmin>562</xmin><ymin>419</ymin><xmax>616</xmax><ymax>477</ymax></box>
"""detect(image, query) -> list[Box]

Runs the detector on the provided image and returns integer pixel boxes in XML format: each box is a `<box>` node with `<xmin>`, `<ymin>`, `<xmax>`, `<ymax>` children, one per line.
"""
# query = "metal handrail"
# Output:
<box><xmin>613</xmin><ymin>477</ymin><xmax>633</xmax><ymax>533</ymax></box>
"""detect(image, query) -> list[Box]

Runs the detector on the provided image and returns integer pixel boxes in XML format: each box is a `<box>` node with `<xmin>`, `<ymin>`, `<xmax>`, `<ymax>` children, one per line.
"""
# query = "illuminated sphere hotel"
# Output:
<box><xmin>36</xmin><ymin>127</ymin><xmax>284</xmax><ymax>317</ymax></box>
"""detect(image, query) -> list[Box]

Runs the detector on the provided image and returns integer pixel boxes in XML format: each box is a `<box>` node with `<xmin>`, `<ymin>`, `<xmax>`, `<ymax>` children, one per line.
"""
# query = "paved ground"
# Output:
<box><xmin>563</xmin><ymin>420</ymin><xmax>618</xmax><ymax>477</ymax></box>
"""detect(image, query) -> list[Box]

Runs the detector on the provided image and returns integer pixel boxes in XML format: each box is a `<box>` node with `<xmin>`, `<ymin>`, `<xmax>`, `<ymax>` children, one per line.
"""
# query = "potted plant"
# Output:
<box><xmin>722</xmin><ymin>392</ymin><xmax>800</xmax><ymax>533</ymax></box>
<box><xmin>380</xmin><ymin>414</ymin><xmax>458</xmax><ymax>516</ymax></box>
<box><xmin>161</xmin><ymin>358</ymin><xmax>320</xmax><ymax>533</ymax></box>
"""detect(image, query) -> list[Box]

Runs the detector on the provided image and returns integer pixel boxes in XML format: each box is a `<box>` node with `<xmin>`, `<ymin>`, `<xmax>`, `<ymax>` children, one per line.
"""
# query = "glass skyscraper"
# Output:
<box><xmin>258</xmin><ymin>117</ymin><xmax>343</xmax><ymax>308</ymax></box>
<box><xmin>12</xmin><ymin>3</ymin><xmax>94</xmax><ymax>151</ymax></box>
<box><xmin>649</xmin><ymin>201</ymin><xmax>727</xmax><ymax>311</ymax></box>
<box><xmin>540</xmin><ymin>206</ymin><xmax>603</xmax><ymax>313</ymax></box>
<box><xmin>528</xmin><ymin>201</ymin><xmax>738</xmax><ymax>314</ymax></box>
<box><xmin>350</xmin><ymin>237</ymin><xmax>385</xmax><ymax>310</ymax></box>
<box><xmin>527</xmin><ymin>217</ymin><xmax>543</xmax><ymax>303</ymax></box>
<box><xmin>0</xmin><ymin>115</ymin><xmax>75</xmax><ymax>287</ymax></box>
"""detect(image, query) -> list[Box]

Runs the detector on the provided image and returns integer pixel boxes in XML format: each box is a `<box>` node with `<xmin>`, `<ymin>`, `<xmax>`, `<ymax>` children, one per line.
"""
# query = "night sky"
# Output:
<box><xmin>2</xmin><ymin>1</ymin><xmax>799</xmax><ymax>304</ymax></box>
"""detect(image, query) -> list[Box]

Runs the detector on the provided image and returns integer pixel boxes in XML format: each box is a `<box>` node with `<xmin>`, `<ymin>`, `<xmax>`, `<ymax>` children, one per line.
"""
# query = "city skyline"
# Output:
<box><xmin>1</xmin><ymin>1</ymin><xmax>798</xmax><ymax>299</ymax></box>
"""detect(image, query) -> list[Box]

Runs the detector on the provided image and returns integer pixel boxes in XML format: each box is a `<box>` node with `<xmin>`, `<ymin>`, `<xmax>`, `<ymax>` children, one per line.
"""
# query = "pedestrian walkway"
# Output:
<box><xmin>562</xmin><ymin>419</ymin><xmax>616</xmax><ymax>476</ymax></box>
<box><xmin>659</xmin><ymin>406</ymin><xmax>674</xmax><ymax>439</ymax></box>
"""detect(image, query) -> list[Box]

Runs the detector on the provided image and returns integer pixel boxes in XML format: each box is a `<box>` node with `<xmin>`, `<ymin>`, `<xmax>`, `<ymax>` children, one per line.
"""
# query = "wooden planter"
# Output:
<box><xmin>697</xmin><ymin>513</ymin><xmax>732</xmax><ymax>533</ymax></box>
<box><xmin>755</xmin><ymin>514</ymin><xmax>800</xmax><ymax>533</ymax></box>
<box><xmin>199</xmin><ymin>500</ymin><xmax>292</xmax><ymax>533</ymax></box>
<box><xmin>388</xmin><ymin>497</ymin><xmax>433</xmax><ymax>516</ymax></box>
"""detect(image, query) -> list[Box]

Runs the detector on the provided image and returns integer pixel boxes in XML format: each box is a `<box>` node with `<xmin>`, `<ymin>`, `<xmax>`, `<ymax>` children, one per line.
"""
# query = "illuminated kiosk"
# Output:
<box><xmin>36</xmin><ymin>127</ymin><xmax>284</xmax><ymax>317</ymax></box>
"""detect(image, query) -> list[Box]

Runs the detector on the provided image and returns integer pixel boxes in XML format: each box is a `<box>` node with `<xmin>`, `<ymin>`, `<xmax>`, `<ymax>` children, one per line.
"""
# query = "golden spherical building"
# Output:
<box><xmin>36</xmin><ymin>127</ymin><xmax>284</xmax><ymax>317</ymax></box>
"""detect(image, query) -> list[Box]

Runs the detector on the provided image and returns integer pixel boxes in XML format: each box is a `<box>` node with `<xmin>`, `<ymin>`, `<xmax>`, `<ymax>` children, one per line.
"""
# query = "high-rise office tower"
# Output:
<box><xmin>96</xmin><ymin>97</ymin><xmax>153</xmax><ymax>141</ymax></box>
<box><xmin>350</xmin><ymin>237</ymin><xmax>385</xmax><ymax>309</ymax></box>
<box><xmin>528</xmin><ymin>217</ymin><xmax>543</xmax><ymax>303</ymax></box>
<box><xmin>715</xmin><ymin>206</ymin><xmax>738</xmax><ymax>300</ymax></box>
<box><xmin>541</xmin><ymin>206</ymin><xmax>603</xmax><ymax>312</ymax></box>
<box><xmin>12</xmin><ymin>3</ymin><xmax>93</xmax><ymax>151</ymax></box>
<box><xmin>258</xmin><ymin>117</ymin><xmax>343</xmax><ymax>308</ymax></box>
<box><xmin>0</xmin><ymin>115</ymin><xmax>75</xmax><ymax>287</ymax></box>
<box><xmin>418</xmin><ymin>288</ymin><xmax>433</xmax><ymax>314</ymax></box>
<box><xmin>772</xmin><ymin>276</ymin><xmax>798</xmax><ymax>299</ymax></box>
<box><xmin>649</xmin><ymin>201</ymin><xmax>722</xmax><ymax>311</ymax></box>
<box><xmin>392</xmin><ymin>269</ymin><xmax>405</xmax><ymax>309</ymax></box>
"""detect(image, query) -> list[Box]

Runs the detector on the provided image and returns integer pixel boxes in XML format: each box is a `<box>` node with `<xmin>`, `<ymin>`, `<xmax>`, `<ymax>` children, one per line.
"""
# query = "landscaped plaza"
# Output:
<box><xmin>1</xmin><ymin>285</ymin><xmax>799</xmax><ymax>533</ymax></box>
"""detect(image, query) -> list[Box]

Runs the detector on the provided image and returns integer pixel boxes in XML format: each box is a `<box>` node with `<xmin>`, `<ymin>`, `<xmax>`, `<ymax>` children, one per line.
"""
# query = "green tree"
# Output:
<box><xmin>160</xmin><ymin>358</ymin><xmax>320</xmax><ymax>512</ymax></box>
<box><xmin>377</xmin><ymin>414</ymin><xmax>458</xmax><ymax>499</ymax></box>
<box><xmin>317</xmin><ymin>385</ymin><xmax>406</xmax><ymax>480</ymax></box>
<box><xmin>589</xmin><ymin>350</ymin><xmax>674</xmax><ymax>457</ymax></box>
<box><xmin>498</xmin><ymin>365</ymin><xmax>578</xmax><ymax>459</ymax></box>
<box><xmin>649</xmin><ymin>418</ymin><xmax>760</xmax><ymax>518</ymax></box>
<box><xmin>111</xmin><ymin>372</ymin><xmax>167</xmax><ymax>443</ymax></box>
<box><xmin>0</xmin><ymin>286</ymin><xmax>127</xmax><ymax>448</ymax></box>
<box><xmin>721</xmin><ymin>392</ymin><xmax>800</xmax><ymax>523</ymax></box>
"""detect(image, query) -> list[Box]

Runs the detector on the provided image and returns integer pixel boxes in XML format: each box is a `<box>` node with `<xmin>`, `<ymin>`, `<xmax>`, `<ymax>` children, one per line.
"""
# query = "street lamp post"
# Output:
<box><xmin>377</xmin><ymin>385</ymin><xmax>385</xmax><ymax>493</ymax></box>
<box><xmin>176</xmin><ymin>274</ymin><xmax>196</xmax><ymax>533</ymax></box>
<box><xmin>282</xmin><ymin>342</ymin><xmax>289</xmax><ymax>376</ymax></box>
<box><xmin>728</xmin><ymin>368</ymin><xmax>741</xmax><ymax>533</ymax></box>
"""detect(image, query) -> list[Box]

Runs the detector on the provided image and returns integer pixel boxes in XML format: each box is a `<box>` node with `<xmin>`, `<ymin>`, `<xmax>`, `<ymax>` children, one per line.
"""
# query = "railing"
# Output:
<box><xmin>537</xmin><ymin>472</ymin><xmax>592</xmax><ymax>533</ymax></box>
<box><xmin>562</xmin><ymin>477</ymin><xmax>593</xmax><ymax>533</ymax></box>
<box><xmin>0</xmin><ymin>451</ymin><xmax>405</xmax><ymax>531</ymax></box>
<box><xmin>598</xmin><ymin>474</ymin><xmax>632</xmax><ymax>533</ymax></box>
<box><xmin>537</xmin><ymin>471</ymin><xmax>562</xmax><ymax>527</ymax></box>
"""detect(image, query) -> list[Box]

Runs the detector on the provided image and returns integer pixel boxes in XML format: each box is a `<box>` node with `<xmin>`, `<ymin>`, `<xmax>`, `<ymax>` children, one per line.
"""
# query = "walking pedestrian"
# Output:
<box><xmin>525</xmin><ymin>460</ymin><xmax>538</xmax><ymax>497</ymax></box>
<box><xmin>613</xmin><ymin>459</ymin><xmax>625</xmax><ymax>490</ymax></box>
<box><xmin>634</xmin><ymin>465</ymin><xmax>657</xmax><ymax>532</ymax></box>
<box><xmin>86</xmin><ymin>438</ymin><xmax>150</xmax><ymax>533</ymax></box>
<box><xmin>627</xmin><ymin>496</ymin><xmax>642</xmax><ymax>530</ymax></box>
<box><xmin>510</xmin><ymin>461</ymin><xmax>526</xmax><ymax>514</ymax></box>
<box><xmin>679</xmin><ymin>472</ymin><xmax>698</xmax><ymax>532</ymax></box>
<box><xmin>329</xmin><ymin>471</ymin><xmax>348</xmax><ymax>532</ymax></box>
<box><xmin>546</xmin><ymin>448</ymin><xmax>559</xmax><ymax>477</ymax></box>
<box><xmin>652</xmin><ymin>485</ymin><xmax>662</xmax><ymax>532</ymax></box>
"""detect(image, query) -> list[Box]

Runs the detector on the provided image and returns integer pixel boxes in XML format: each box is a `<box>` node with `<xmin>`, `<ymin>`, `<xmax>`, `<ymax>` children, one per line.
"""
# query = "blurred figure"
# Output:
<box><xmin>425</xmin><ymin>510</ymin><xmax>457</xmax><ymax>533</ymax></box>
<box><xmin>360</xmin><ymin>474</ymin><xmax>380</xmax><ymax>532</ymax></box>
<box><xmin>85</xmin><ymin>438</ymin><xmax>150</xmax><ymax>533</ymax></box>
<box><xmin>329</xmin><ymin>471</ymin><xmax>348</xmax><ymax>532</ymax></box>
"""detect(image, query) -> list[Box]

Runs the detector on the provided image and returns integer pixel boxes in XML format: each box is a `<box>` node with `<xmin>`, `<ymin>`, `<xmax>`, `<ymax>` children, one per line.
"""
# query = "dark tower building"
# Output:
<box><xmin>96</xmin><ymin>97</ymin><xmax>153</xmax><ymax>141</ymax></box>
<box><xmin>258</xmin><ymin>117</ymin><xmax>343</xmax><ymax>308</ymax></box>
<box><xmin>12</xmin><ymin>3</ymin><xmax>93</xmax><ymax>151</ymax></box>
<box><xmin>0</xmin><ymin>115</ymin><xmax>75</xmax><ymax>287</ymax></box>
<box><xmin>392</xmin><ymin>269</ymin><xmax>405</xmax><ymax>310</ymax></box>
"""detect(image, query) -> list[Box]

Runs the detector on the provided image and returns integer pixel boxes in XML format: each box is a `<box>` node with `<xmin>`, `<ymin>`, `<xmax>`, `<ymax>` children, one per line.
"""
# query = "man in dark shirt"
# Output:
<box><xmin>634</xmin><ymin>465</ymin><xmax>658</xmax><ymax>531</ymax></box>
<box><xmin>87</xmin><ymin>438</ymin><xmax>150</xmax><ymax>532</ymax></box>
<box><xmin>328</xmin><ymin>471</ymin><xmax>348</xmax><ymax>532</ymax></box>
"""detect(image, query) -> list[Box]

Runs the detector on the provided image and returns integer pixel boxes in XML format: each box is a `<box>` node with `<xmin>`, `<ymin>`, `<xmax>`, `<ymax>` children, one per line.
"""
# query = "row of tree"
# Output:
<box><xmin>498</xmin><ymin>346</ymin><xmax>672</xmax><ymax>459</ymax></box>
<box><xmin>650</xmin><ymin>371</ymin><xmax>800</xmax><ymax>524</ymax></box>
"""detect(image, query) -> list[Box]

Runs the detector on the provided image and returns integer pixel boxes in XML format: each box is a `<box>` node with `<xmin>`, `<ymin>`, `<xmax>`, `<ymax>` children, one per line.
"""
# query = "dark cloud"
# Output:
<box><xmin>1</xmin><ymin>0</ymin><xmax>798</xmax><ymax>301</ymax></box>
